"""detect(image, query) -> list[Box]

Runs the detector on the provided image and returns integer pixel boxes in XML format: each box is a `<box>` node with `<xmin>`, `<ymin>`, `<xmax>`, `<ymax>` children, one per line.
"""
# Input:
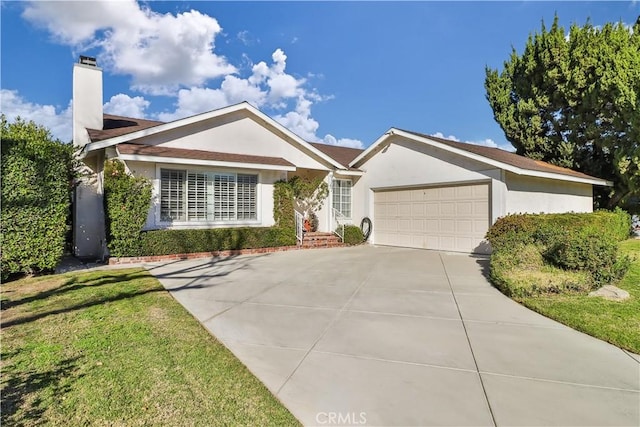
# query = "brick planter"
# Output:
<box><xmin>108</xmin><ymin>241</ymin><xmax>345</xmax><ymax>265</ymax></box>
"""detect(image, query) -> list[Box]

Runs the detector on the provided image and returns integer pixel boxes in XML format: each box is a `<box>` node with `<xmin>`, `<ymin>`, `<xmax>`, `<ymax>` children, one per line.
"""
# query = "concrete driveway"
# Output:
<box><xmin>147</xmin><ymin>246</ymin><xmax>639</xmax><ymax>426</ymax></box>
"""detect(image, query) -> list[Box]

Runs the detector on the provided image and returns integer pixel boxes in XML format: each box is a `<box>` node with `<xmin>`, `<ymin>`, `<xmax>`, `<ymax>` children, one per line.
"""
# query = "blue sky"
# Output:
<box><xmin>1</xmin><ymin>1</ymin><xmax>638</xmax><ymax>149</ymax></box>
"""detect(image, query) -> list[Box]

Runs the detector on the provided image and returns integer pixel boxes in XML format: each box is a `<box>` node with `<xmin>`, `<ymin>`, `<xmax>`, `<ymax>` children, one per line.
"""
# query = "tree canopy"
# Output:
<box><xmin>485</xmin><ymin>16</ymin><xmax>640</xmax><ymax>210</ymax></box>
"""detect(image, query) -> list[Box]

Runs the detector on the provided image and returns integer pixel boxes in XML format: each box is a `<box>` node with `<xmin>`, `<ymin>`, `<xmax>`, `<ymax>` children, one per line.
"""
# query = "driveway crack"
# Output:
<box><xmin>440</xmin><ymin>253</ymin><xmax>498</xmax><ymax>427</ymax></box>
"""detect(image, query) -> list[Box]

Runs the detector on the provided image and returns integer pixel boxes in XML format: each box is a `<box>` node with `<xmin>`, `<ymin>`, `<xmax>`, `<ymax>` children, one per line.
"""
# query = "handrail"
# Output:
<box><xmin>332</xmin><ymin>208</ymin><xmax>347</xmax><ymax>243</ymax></box>
<box><xmin>294</xmin><ymin>210</ymin><xmax>304</xmax><ymax>245</ymax></box>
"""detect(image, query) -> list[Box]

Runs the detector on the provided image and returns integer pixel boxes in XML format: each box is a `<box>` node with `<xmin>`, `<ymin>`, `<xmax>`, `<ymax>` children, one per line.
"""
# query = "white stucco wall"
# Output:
<box><xmin>123</xmin><ymin>160</ymin><xmax>285</xmax><ymax>230</ymax></box>
<box><xmin>128</xmin><ymin>111</ymin><xmax>330</xmax><ymax>171</ymax></box>
<box><xmin>505</xmin><ymin>172</ymin><xmax>594</xmax><ymax>214</ymax></box>
<box><xmin>352</xmin><ymin>136</ymin><xmax>501</xmax><ymax>225</ymax></box>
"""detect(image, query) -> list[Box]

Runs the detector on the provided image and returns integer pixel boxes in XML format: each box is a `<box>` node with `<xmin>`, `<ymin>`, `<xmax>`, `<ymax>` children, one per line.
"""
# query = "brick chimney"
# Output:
<box><xmin>72</xmin><ymin>56</ymin><xmax>103</xmax><ymax>146</ymax></box>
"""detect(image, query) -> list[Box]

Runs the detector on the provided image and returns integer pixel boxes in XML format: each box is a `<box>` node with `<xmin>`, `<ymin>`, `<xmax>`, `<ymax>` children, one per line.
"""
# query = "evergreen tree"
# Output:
<box><xmin>485</xmin><ymin>16</ymin><xmax>640</xmax><ymax>210</ymax></box>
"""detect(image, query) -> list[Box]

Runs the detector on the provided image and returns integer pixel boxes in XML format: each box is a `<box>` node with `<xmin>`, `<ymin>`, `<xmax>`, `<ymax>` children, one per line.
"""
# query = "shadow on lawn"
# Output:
<box><xmin>1</xmin><ymin>282</ymin><xmax>162</xmax><ymax>328</ymax></box>
<box><xmin>1</xmin><ymin>254</ymin><xmax>267</xmax><ymax>328</ymax></box>
<box><xmin>0</xmin><ymin>271</ymin><xmax>151</xmax><ymax>311</ymax></box>
<box><xmin>1</xmin><ymin>356</ymin><xmax>82</xmax><ymax>426</ymax></box>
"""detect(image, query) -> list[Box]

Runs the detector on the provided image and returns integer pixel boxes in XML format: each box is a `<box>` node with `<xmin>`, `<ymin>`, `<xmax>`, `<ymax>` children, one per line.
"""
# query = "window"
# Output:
<box><xmin>160</xmin><ymin>168</ymin><xmax>258</xmax><ymax>222</ymax></box>
<box><xmin>332</xmin><ymin>179</ymin><xmax>352</xmax><ymax>218</ymax></box>
<box><xmin>160</xmin><ymin>169</ymin><xmax>186</xmax><ymax>221</ymax></box>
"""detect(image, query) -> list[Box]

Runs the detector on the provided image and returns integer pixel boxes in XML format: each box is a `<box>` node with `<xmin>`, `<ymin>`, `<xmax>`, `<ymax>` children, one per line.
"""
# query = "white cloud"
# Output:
<box><xmin>158</xmin><ymin>48</ymin><xmax>306</xmax><ymax>122</ymax></box>
<box><xmin>157</xmin><ymin>87</ymin><xmax>227</xmax><ymax>121</ymax></box>
<box><xmin>431</xmin><ymin>131</ymin><xmax>514</xmax><ymax>152</ymax></box>
<box><xmin>23</xmin><ymin>1</ymin><xmax>236</xmax><ymax>94</ymax></box>
<box><xmin>274</xmin><ymin>97</ymin><xmax>319</xmax><ymax>141</ymax></box>
<box><xmin>20</xmin><ymin>2</ymin><xmax>361</xmax><ymax>148</ymax></box>
<box><xmin>0</xmin><ymin>89</ymin><xmax>72</xmax><ymax>142</ymax></box>
<box><xmin>103</xmin><ymin>93</ymin><xmax>149</xmax><ymax>118</ymax></box>
<box><xmin>237</xmin><ymin>30</ymin><xmax>258</xmax><ymax>46</ymax></box>
<box><xmin>322</xmin><ymin>134</ymin><xmax>364</xmax><ymax>149</ymax></box>
<box><xmin>431</xmin><ymin>131</ymin><xmax>460</xmax><ymax>142</ymax></box>
<box><xmin>274</xmin><ymin>97</ymin><xmax>364</xmax><ymax>148</ymax></box>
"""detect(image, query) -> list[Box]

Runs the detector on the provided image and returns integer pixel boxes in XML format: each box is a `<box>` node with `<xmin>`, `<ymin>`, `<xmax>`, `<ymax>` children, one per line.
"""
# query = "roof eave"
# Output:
<box><xmin>509</xmin><ymin>169</ymin><xmax>612</xmax><ymax>186</ymax></box>
<box><xmin>334</xmin><ymin>169</ymin><xmax>364</xmax><ymax>176</ymax></box>
<box><xmin>116</xmin><ymin>152</ymin><xmax>296</xmax><ymax>172</ymax></box>
<box><xmin>353</xmin><ymin>128</ymin><xmax>609</xmax><ymax>186</ymax></box>
<box><xmin>82</xmin><ymin>102</ymin><xmax>344</xmax><ymax>170</ymax></box>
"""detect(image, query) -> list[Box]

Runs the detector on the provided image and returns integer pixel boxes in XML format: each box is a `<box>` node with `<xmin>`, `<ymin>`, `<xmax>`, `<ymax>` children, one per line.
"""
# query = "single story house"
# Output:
<box><xmin>72</xmin><ymin>57</ymin><xmax>610</xmax><ymax>258</ymax></box>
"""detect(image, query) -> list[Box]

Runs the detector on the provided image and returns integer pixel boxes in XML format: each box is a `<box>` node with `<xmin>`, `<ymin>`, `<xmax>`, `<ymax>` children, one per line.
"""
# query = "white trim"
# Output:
<box><xmin>117</xmin><ymin>152</ymin><xmax>296</xmax><ymax>172</ymax></box>
<box><xmin>350</xmin><ymin>128</ymin><xmax>611</xmax><ymax>187</ymax></box>
<box><xmin>81</xmin><ymin>102</ymin><xmax>343</xmax><ymax>169</ymax></box>
<box><xmin>334</xmin><ymin>169</ymin><xmax>364</xmax><ymax>176</ymax></box>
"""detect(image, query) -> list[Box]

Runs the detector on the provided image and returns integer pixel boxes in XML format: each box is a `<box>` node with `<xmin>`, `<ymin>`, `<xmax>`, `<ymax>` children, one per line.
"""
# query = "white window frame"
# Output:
<box><xmin>155</xmin><ymin>164</ymin><xmax>261</xmax><ymax>227</ymax></box>
<box><xmin>332</xmin><ymin>178</ymin><xmax>352</xmax><ymax>219</ymax></box>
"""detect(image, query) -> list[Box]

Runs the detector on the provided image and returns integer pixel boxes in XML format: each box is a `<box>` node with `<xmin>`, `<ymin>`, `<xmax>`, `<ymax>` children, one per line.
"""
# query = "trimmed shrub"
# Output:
<box><xmin>487</xmin><ymin>210</ymin><xmax>631</xmax><ymax>254</ymax></box>
<box><xmin>489</xmin><ymin>244</ymin><xmax>591</xmax><ymax>297</ymax></box>
<box><xmin>343</xmin><ymin>225</ymin><xmax>364</xmax><ymax>245</ymax></box>
<box><xmin>486</xmin><ymin>210</ymin><xmax>632</xmax><ymax>294</ymax></box>
<box><xmin>138</xmin><ymin>227</ymin><xmax>296</xmax><ymax>256</ymax></box>
<box><xmin>103</xmin><ymin>160</ymin><xmax>152</xmax><ymax>257</ymax></box>
<box><xmin>1</xmin><ymin>116</ymin><xmax>74</xmax><ymax>279</ymax></box>
<box><xmin>546</xmin><ymin>229</ymin><xmax>629</xmax><ymax>285</ymax></box>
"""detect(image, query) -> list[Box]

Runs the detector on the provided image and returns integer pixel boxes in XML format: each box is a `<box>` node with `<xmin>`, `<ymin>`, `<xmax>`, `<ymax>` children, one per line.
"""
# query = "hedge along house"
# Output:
<box><xmin>73</xmin><ymin>56</ymin><xmax>610</xmax><ymax>258</ymax></box>
<box><xmin>72</xmin><ymin>57</ymin><xmax>363</xmax><ymax>259</ymax></box>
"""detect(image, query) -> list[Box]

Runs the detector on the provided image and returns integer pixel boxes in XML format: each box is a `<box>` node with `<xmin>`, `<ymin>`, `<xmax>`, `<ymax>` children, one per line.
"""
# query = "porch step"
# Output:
<box><xmin>301</xmin><ymin>232</ymin><xmax>344</xmax><ymax>248</ymax></box>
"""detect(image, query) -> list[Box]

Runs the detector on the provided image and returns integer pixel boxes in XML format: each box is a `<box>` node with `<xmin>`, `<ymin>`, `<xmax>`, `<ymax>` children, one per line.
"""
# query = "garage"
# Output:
<box><xmin>373</xmin><ymin>183</ymin><xmax>490</xmax><ymax>253</ymax></box>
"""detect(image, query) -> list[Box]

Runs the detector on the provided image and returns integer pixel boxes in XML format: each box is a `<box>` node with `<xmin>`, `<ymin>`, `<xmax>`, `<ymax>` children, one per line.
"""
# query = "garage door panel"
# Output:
<box><xmin>473</xmin><ymin>201</ymin><xmax>489</xmax><ymax>215</ymax></box>
<box><xmin>439</xmin><ymin>219</ymin><xmax>455</xmax><ymax>233</ymax></box>
<box><xmin>396</xmin><ymin>191</ymin><xmax>412</xmax><ymax>202</ymax></box>
<box><xmin>374</xmin><ymin>183</ymin><xmax>490</xmax><ymax>253</ymax></box>
<box><xmin>412</xmin><ymin>203</ymin><xmax>425</xmax><ymax>216</ymax></box>
<box><xmin>411</xmin><ymin>219</ymin><xmax>425</xmax><ymax>232</ymax></box>
<box><xmin>456</xmin><ymin>219</ymin><xmax>473</xmax><ymax>234</ymax></box>
<box><xmin>473</xmin><ymin>219</ymin><xmax>488</xmax><ymax>233</ymax></box>
<box><xmin>425</xmin><ymin>219</ymin><xmax>439</xmax><ymax>232</ymax></box>
<box><xmin>440</xmin><ymin>202</ymin><xmax>456</xmax><ymax>215</ymax></box>
<box><xmin>426</xmin><ymin>203</ymin><xmax>440</xmax><ymax>216</ymax></box>
<box><xmin>439</xmin><ymin>236</ymin><xmax>456</xmax><ymax>251</ymax></box>
<box><xmin>398</xmin><ymin>219</ymin><xmax>412</xmax><ymax>232</ymax></box>
<box><xmin>455</xmin><ymin>186</ymin><xmax>474</xmax><ymax>198</ymax></box>
<box><xmin>398</xmin><ymin>203</ymin><xmax>411</xmax><ymax>216</ymax></box>
<box><xmin>439</xmin><ymin>187</ymin><xmax>455</xmax><ymax>198</ymax></box>
<box><xmin>456</xmin><ymin>201</ymin><xmax>473</xmax><ymax>216</ymax></box>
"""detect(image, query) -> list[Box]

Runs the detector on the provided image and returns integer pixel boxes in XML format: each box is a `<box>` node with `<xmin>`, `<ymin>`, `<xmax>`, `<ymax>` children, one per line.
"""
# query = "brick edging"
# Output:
<box><xmin>108</xmin><ymin>243</ymin><xmax>345</xmax><ymax>265</ymax></box>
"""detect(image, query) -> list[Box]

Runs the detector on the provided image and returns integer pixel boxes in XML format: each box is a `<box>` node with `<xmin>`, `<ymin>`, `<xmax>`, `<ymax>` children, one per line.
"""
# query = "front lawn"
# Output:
<box><xmin>1</xmin><ymin>268</ymin><xmax>300</xmax><ymax>426</ymax></box>
<box><xmin>516</xmin><ymin>239</ymin><xmax>640</xmax><ymax>354</ymax></box>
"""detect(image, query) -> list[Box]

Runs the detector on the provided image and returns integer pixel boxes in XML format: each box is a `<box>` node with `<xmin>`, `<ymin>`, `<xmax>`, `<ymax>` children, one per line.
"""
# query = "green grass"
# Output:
<box><xmin>1</xmin><ymin>268</ymin><xmax>300</xmax><ymax>426</ymax></box>
<box><xmin>515</xmin><ymin>239</ymin><xmax>640</xmax><ymax>354</ymax></box>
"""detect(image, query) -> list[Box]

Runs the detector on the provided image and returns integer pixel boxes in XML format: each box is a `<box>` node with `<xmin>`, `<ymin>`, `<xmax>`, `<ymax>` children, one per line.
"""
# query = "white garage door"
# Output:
<box><xmin>373</xmin><ymin>183</ymin><xmax>490</xmax><ymax>253</ymax></box>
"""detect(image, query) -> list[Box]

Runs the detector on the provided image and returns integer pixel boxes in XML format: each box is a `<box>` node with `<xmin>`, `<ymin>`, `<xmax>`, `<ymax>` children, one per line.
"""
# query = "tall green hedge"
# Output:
<box><xmin>1</xmin><ymin>116</ymin><xmax>74</xmax><ymax>279</ymax></box>
<box><xmin>103</xmin><ymin>160</ymin><xmax>152</xmax><ymax>257</ymax></box>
